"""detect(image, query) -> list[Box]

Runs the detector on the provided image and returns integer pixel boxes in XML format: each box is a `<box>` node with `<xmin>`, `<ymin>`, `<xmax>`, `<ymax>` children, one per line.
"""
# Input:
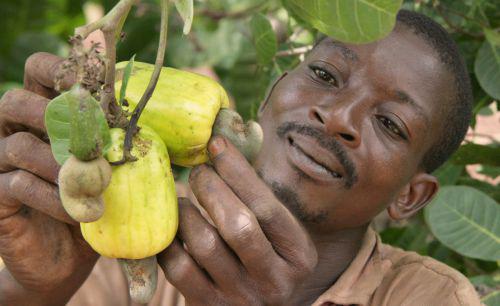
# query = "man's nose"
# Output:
<box><xmin>308</xmin><ymin>102</ymin><xmax>361</xmax><ymax>149</ymax></box>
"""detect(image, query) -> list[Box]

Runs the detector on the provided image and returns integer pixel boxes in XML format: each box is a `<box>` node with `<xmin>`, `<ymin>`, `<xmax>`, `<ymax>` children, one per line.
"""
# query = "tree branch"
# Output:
<box><xmin>111</xmin><ymin>0</ymin><xmax>169</xmax><ymax>165</ymax></box>
<box><xmin>197</xmin><ymin>1</ymin><xmax>267</xmax><ymax>21</ymax></box>
<box><xmin>74</xmin><ymin>0</ymin><xmax>136</xmax><ymax>124</ymax></box>
<box><xmin>276</xmin><ymin>45</ymin><xmax>313</xmax><ymax>57</ymax></box>
<box><xmin>433</xmin><ymin>4</ymin><xmax>484</xmax><ymax>39</ymax></box>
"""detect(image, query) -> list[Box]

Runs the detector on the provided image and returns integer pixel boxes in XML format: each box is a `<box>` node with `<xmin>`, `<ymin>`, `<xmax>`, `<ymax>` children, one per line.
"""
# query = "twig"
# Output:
<box><xmin>463</xmin><ymin>257</ymin><xmax>486</xmax><ymax>275</ymax></box>
<box><xmin>99</xmin><ymin>29</ymin><xmax>118</xmax><ymax>114</ymax></box>
<box><xmin>433</xmin><ymin>1</ymin><xmax>489</xmax><ymax>28</ymax></box>
<box><xmin>276</xmin><ymin>45</ymin><xmax>313</xmax><ymax>57</ymax></box>
<box><xmin>74</xmin><ymin>0</ymin><xmax>136</xmax><ymax>122</ymax></box>
<box><xmin>434</xmin><ymin>4</ymin><xmax>484</xmax><ymax>39</ymax></box>
<box><xmin>75</xmin><ymin>0</ymin><xmax>136</xmax><ymax>39</ymax></box>
<box><xmin>187</xmin><ymin>32</ymin><xmax>204</xmax><ymax>52</ymax></box>
<box><xmin>111</xmin><ymin>0</ymin><xmax>169</xmax><ymax>165</ymax></box>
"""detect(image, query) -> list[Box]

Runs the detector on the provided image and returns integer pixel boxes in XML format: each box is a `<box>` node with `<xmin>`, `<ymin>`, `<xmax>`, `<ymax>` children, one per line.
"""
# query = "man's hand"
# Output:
<box><xmin>158</xmin><ymin>136</ymin><xmax>318</xmax><ymax>306</ymax></box>
<box><xmin>0</xmin><ymin>53</ymin><xmax>98</xmax><ymax>305</ymax></box>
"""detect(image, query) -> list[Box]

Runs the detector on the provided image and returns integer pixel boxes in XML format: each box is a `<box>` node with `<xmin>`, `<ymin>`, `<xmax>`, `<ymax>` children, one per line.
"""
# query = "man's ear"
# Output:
<box><xmin>257</xmin><ymin>72</ymin><xmax>288</xmax><ymax>119</ymax></box>
<box><xmin>387</xmin><ymin>173</ymin><xmax>439</xmax><ymax>220</ymax></box>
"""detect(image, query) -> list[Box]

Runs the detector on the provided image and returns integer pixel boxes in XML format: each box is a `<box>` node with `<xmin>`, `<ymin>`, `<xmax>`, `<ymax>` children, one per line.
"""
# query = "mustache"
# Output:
<box><xmin>277</xmin><ymin>122</ymin><xmax>358</xmax><ymax>189</ymax></box>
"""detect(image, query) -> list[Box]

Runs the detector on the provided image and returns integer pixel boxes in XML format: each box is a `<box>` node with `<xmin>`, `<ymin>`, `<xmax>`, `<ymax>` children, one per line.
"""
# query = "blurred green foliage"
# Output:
<box><xmin>0</xmin><ymin>0</ymin><xmax>498</xmax><ymax>303</ymax></box>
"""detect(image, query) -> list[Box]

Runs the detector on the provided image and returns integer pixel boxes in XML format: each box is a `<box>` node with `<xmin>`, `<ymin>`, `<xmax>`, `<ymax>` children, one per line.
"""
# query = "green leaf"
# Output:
<box><xmin>433</xmin><ymin>162</ymin><xmax>464</xmax><ymax>186</ymax></box>
<box><xmin>485</xmin><ymin>28</ymin><xmax>500</xmax><ymax>47</ymax></box>
<box><xmin>250</xmin><ymin>13</ymin><xmax>278</xmax><ymax>65</ymax></box>
<box><xmin>281</xmin><ymin>0</ymin><xmax>403</xmax><ymax>44</ymax></box>
<box><xmin>482</xmin><ymin>290</ymin><xmax>500</xmax><ymax>306</ymax></box>
<box><xmin>0</xmin><ymin>82</ymin><xmax>22</xmax><ymax>96</ymax></box>
<box><xmin>471</xmin><ymin>274</ymin><xmax>500</xmax><ymax>306</ymax></box>
<box><xmin>114</xmin><ymin>3</ymin><xmax>133</xmax><ymax>39</ymax></box>
<box><xmin>470</xmin><ymin>274</ymin><xmax>500</xmax><ymax>288</ymax></box>
<box><xmin>119</xmin><ymin>54</ymin><xmax>136</xmax><ymax>106</ymax></box>
<box><xmin>68</xmin><ymin>86</ymin><xmax>108</xmax><ymax>161</ymax></box>
<box><xmin>451</xmin><ymin>143</ymin><xmax>500</xmax><ymax>167</ymax></box>
<box><xmin>175</xmin><ymin>0</ymin><xmax>194</xmax><ymax>35</ymax></box>
<box><xmin>455</xmin><ymin>177</ymin><xmax>500</xmax><ymax>203</ymax></box>
<box><xmin>45</xmin><ymin>87</ymin><xmax>111</xmax><ymax>165</ymax></box>
<box><xmin>198</xmin><ymin>19</ymin><xmax>245</xmax><ymax>69</ymax></box>
<box><xmin>474</xmin><ymin>29</ymin><xmax>500</xmax><ymax>99</ymax></box>
<box><xmin>380</xmin><ymin>220</ymin><xmax>430</xmax><ymax>255</ymax></box>
<box><xmin>478</xmin><ymin>165</ymin><xmax>500</xmax><ymax>179</ymax></box>
<box><xmin>424</xmin><ymin>186</ymin><xmax>500</xmax><ymax>261</ymax></box>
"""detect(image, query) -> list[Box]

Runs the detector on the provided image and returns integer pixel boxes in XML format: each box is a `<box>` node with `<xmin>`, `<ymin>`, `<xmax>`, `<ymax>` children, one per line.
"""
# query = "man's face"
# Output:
<box><xmin>254</xmin><ymin>25</ymin><xmax>454</xmax><ymax>234</ymax></box>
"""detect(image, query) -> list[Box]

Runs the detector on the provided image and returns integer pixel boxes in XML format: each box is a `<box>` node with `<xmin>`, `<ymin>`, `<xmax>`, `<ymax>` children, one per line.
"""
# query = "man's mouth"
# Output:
<box><xmin>277</xmin><ymin>122</ymin><xmax>358</xmax><ymax>188</ymax></box>
<box><xmin>286</xmin><ymin>133</ymin><xmax>344</xmax><ymax>183</ymax></box>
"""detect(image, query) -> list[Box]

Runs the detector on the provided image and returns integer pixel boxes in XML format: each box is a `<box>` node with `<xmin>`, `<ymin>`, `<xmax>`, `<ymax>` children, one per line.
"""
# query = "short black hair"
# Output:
<box><xmin>313</xmin><ymin>10</ymin><xmax>473</xmax><ymax>173</ymax></box>
<box><xmin>395</xmin><ymin>9</ymin><xmax>472</xmax><ymax>173</ymax></box>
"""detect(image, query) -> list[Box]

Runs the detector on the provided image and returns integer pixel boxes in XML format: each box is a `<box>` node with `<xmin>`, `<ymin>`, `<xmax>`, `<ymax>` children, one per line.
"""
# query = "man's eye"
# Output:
<box><xmin>378</xmin><ymin>116</ymin><xmax>407</xmax><ymax>140</ymax></box>
<box><xmin>313</xmin><ymin>68</ymin><xmax>338</xmax><ymax>87</ymax></box>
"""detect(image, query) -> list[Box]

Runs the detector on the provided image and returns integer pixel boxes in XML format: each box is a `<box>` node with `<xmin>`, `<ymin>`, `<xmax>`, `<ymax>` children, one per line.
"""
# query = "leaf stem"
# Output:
<box><xmin>111</xmin><ymin>0</ymin><xmax>169</xmax><ymax>165</ymax></box>
<box><xmin>75</xmin><ymin>0</ymin><xmax>136</xmax><ymax>39</ymax></box>
<box><xmin>275</xmin><ymin>45</ymin><xmax>312</xmax><ymax>57</ymax></box>
<box><xmin>197</xmin><ymin>1</ymin><xmax>267</xmax><ymax>21</ymax></box>
<box><xmin>74</xmin><ymin>0</ymin><xmax>135</xmax><ymax>124</ymax></box>
<box><xmin>100</xmin><ymin>29</ymin><xmax>118</xmax><ymax>114</ymax></box>
<box><xmin>433</xmin><ymin>3</ymin><xmax>484</xmax><ymax>40</ymax></box>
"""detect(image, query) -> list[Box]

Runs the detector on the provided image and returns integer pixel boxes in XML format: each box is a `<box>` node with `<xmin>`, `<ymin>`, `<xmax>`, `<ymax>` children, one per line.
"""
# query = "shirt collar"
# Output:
<box><xmin>312</xmin><ymin>227</ymin><xmax>391</xmax><ymax>306</ymax></box>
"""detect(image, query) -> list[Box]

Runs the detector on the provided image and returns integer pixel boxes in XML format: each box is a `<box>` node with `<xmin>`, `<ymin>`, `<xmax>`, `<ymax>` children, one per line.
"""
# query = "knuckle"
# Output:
<box><xmin>24</xmin><ymin>52</ymin><xmax>48</xmax><ymax>75</ymax></box>
<box><xmin>0</xmin><ymin>89</ymin><xmax>22</xmax><ymax>113</ymax></box>
<box><xmin>189</xmin><ymin>166</ymin><xmax>214</xmax><ymax>194</ymax></box>
<box><xmin>165</xmin><ymin>254</ymin><xmax>193</xmax><ymax>282</ymax></box>
<box><xmin>254</xmin><ymin>203</ymin><xmax>279</xmax><ymax>224</ymax></box>
<box><xmin>224</xmin><ymin>211</ymin><xmax>258</xmax><ymax>243</ymax></box>
<box><xmin>195</xmin><ymin>230</ymin><xmax>218</xmax><ymax>260</ymax></box>
<box><xmin>177</xmin><ymin>197</ymin><xmax>193</xmax><ymax>207</ymax></box>
<box><xmin>241</xmin><ymin>190</ymin><xmax>265</xmax><ymax>206</ymax></box>
<box><xmin>189</xmin><ymin>164</ymin><xmax>208</xmax><ymax>183</ymax></box>
<box><xmin>178</xmin><ymin>201</ymin><xmax>220</xmax><ymax>260</ymax></box>
<box><xmin>188</xmin><ymin>293</ymin><xmax>225</xmax><ymax>306</ymax></box>
<box><xmin>5</xmin><ymin>132</ymin><xmax>35</xmax><ymax>164</ymax></box>
<box><xmin>24</xmin><ymin>53</ymin><xmax>40</xmax><ymax>73</ymax></box>
<box><xmin>178</xmin><ymin>198</ymin><xmax>194</xmax><ymax>214</ymax></box>
<box><xmin>262</xmin><ymin>279</ymin><xmax>293</xmax><ymax>304</ymax></box>
<box><xmin>8</xmin><ymin>170</ymin><xmax>33</xmax><ymax>194</ymax></box>
<box><xmin>0</xmin><ymin>89</ymin><xmax>16</xmax><ymax>103</ymax></box>
<box><xmin>294</xmin><ymin>254</ymin><xmax>317</xmax><ymax>277</ymax></box>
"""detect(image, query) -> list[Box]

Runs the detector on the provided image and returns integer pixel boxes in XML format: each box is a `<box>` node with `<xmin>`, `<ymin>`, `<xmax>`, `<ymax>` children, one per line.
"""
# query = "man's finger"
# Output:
<box><xmin>0</xmin><ymin>132</ymin><xmax>59</xmax><ymax>184</ymax></box>
<box><xmin>207</xmin><ymin>136</ymin><xmax>317</xmax><ymax>271</ymax></box>
<box><xmin>158</xmin><ymin>238</ymin><xmax>218</xmax><ymax>303</ymax></box>
<box><xmin>176</xmin><ymin>198</ymin><xmax>242</xmax><ymax>289</ymax></box>
<box><xmin>0</xmin><ymin>89</ymin><xmax>50</xmax><ymax>138</ymax></box>
<box><xmin>0</xmin><ymin>170</ymin><xmax>75</xmax><ymax>225</ymax></box>
<box><xmin>24</xmin><ymin>52</ymin><xmax>76</xmax><ymax>98</ymax></box>
<box><xmin>189</xmin><ymin>164</ymin><xmax>286</xmax><ymax>280</ymax></box>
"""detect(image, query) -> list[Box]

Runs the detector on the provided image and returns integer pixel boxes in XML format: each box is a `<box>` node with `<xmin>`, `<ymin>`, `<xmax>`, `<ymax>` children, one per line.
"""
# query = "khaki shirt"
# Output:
<box><xmin>68</xmin><ymin>227</ymin><xmax>482</xmax><ymax>306</ymax></box>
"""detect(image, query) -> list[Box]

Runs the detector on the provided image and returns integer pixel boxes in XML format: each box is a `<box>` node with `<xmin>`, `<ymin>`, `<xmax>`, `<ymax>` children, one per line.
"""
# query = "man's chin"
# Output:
<box><xmin>256</xmin><ymin>168</ymin><xmax>328</xmax><ymax>224</ymax></box>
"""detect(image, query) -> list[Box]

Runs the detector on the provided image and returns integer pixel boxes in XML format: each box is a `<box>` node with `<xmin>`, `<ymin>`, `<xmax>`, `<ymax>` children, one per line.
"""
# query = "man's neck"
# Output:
<box><xmin>288</xmin><ymin>225</ymin><xmax>369</xmax><ymax>306</ymax></box>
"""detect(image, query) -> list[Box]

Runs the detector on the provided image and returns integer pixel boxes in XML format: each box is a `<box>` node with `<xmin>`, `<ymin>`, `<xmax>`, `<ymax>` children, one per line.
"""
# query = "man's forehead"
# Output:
<box><xmin>315</xmin><ymin>27</ymin><xmax>439</xmax><ymax>64</ymax></box>
<box><xmin>317</xmin><ymin>38</ymin><xmax>359</xmax><ymax>62</ymax></box>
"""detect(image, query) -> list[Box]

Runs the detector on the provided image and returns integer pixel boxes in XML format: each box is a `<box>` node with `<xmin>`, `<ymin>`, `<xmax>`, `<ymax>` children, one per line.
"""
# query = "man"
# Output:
<box><xmin>0</xmin><ymin>10</ymin><xmax>481</xmax><ymax>306</ymax></box>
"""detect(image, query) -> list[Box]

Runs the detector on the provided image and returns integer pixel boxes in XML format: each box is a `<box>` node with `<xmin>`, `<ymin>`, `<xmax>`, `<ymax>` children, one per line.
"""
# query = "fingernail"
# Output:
<box><xmin>208</xmin><ymin>136</ymin><xmax>226</xmax><ymax>157</ymax></box>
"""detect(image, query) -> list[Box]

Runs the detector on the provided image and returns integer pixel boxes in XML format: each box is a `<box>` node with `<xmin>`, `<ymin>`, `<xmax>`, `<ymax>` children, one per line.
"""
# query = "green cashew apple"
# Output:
<box><xmin>80</xmin><ymin>126</ymin><xmax>178</xmax><ymax>259</ymax></box>
<box><xmin>115</xmin><ymin>62</ymin><xmax>230</xmax><ymax>166</ymax></box>
<box><xmin>115</xmin><ymin>62</ymin><xmax>263</xmax><ymax>166</ymax></box>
